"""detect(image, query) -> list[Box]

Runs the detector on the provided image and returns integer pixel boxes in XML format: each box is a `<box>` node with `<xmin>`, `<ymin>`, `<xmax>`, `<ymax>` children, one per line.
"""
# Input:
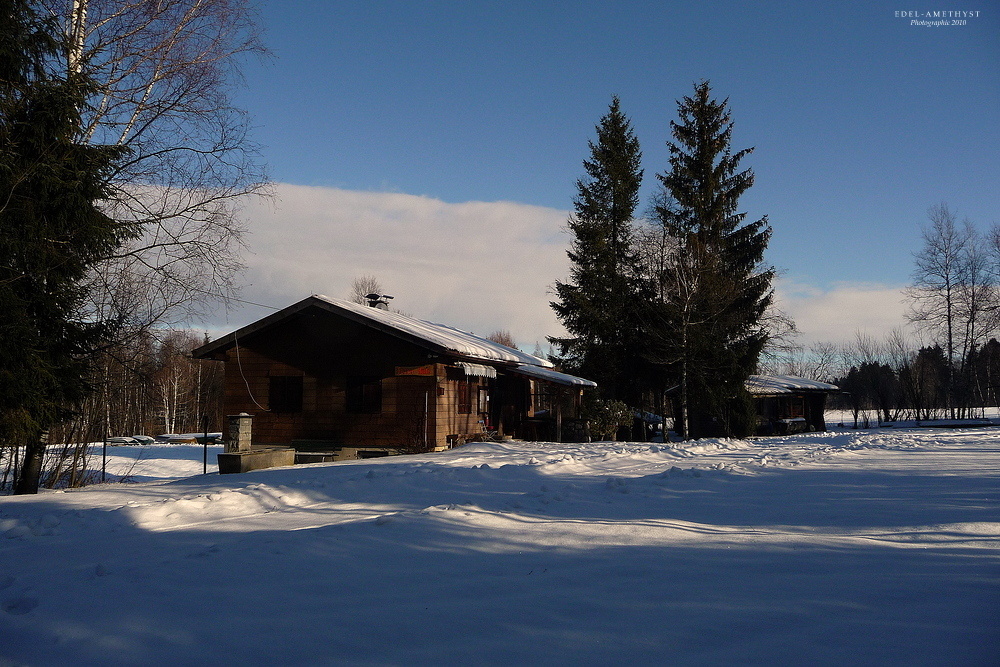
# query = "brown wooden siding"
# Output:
<box><xmin>218</xmin><ymin>309</ymin><xmax>505</xmax><ymax>450</ymax></box>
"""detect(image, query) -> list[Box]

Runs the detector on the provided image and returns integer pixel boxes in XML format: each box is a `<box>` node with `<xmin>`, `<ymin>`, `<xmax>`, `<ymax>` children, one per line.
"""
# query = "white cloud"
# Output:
<box><xmin>209</xmin><ymin>184</ymin><xmax>572</xmax><ymax>349</ymax></box>
<box><xmin>200</xmin><ymin>185</ymin><xmax>910</xmax><ymax>353</ymax></box>
<box><xmin>774</xmin><ymin>278</ymin><xmax>910</xmax><ymax>345</ymax></box>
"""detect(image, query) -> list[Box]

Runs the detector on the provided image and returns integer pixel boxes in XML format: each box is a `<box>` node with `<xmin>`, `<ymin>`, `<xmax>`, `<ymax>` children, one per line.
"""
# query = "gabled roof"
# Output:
<box><xmin>746</xmin><ymin>375</ymin><xmax>839</xmax><ymax>395</ymax></box>
<box><xmin>193</xmin><ymin>294</ymin><xmax>554</xmax><ymax>368</ymax></box>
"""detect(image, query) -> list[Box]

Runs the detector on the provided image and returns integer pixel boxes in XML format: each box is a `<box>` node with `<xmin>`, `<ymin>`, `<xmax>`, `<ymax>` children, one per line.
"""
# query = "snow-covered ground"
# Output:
<box><xmin>1</xmin><ymin>429</ymin><xmax>998</xmax><ymax>665</ymax></box>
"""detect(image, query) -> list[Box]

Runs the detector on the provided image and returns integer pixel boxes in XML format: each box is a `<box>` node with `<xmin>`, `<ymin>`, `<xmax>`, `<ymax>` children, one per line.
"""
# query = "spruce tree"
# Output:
<box><xmin>1</xmin><ymin>0</ymin><xmax>131</xmax><ymax>492</ymax></box>
<box><xmin>551</xmin><ymin>96</ymin><xmax>644</xmax><ymax>404</ymax></box>
<box><xmin>650</xmin><ymin>81</ymin><xmax>773</xmax><ymax>437</ymax></box>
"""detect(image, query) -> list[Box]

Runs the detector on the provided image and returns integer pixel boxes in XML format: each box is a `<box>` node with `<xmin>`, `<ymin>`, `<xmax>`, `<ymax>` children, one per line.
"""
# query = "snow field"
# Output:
<box><xmin>1</xmin><ymin>429</ymin><xmax>998</xmax><ymax>665</ymax></box>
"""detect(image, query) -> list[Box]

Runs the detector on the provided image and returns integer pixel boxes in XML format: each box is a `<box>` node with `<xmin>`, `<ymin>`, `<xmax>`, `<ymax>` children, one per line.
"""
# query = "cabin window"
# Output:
<box><xmin>457</xmin><ymin>379</ymin><xmax>473</xmax><ymax>414</ymax></box>
<box><xmin>532</xmin><ymin>381</ymin><xmax>555</xmax><ymax>414</ymax></box>
<box><xmin>788</xmin><ymin>398</ymin><xmax>805</xmax><ymax>418</ymax></box>
<box><xmin>478</xmin><ymin>386</ymin><xmax>489</xmax><ymax>414</ymax></box>
<box><xmin>347</xmin><ymin>376</ymin><xmax>382</xmax><ymax>414</ymax></box>
<box><xmin>269</xmin><ymin>376</ymin><xmax>303</xmax><ymax>413</ymax></box>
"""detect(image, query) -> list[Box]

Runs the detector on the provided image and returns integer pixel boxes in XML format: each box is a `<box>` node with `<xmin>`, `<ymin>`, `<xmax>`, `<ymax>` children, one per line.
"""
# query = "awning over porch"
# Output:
<box><xmin>455</xmin><ymin>362</ymin><xmax>497</xmax><ymax>379</ymax></box>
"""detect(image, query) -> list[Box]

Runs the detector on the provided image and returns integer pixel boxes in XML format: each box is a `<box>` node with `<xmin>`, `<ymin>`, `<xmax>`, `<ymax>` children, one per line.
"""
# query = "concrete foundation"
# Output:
<box><xmin>217</xmin><ymin>447</ymin><xmax>295</xmax><ymax>474</ymax></box>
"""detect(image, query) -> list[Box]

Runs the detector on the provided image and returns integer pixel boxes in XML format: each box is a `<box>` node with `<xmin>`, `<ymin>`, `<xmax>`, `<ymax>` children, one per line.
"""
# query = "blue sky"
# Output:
<box><xmin>218</xmin><ymin>1</ymin><xmax>998</xmax><ymax>346</ymax></box>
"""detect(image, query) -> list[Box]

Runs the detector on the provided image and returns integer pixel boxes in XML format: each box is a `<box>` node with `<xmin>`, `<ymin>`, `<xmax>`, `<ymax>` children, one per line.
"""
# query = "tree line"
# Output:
<box><xmin>0</xmin><ymin>331</ymin><xmax>224</xmax><ymax>491</ymax></box>
<box><xmin>766</xmin><ymin>202</ymin><xmax>1000</xmax><ymax>427</ymax></box>
<box><xmin>761</xmin><ymin>327</ymin><xmax>1000</xmax><ymax>428</ymax></box>
<box><xmin>551</xmin><ymin>82</ymin><xmax>773</xmax><ymax>439</ymax></box>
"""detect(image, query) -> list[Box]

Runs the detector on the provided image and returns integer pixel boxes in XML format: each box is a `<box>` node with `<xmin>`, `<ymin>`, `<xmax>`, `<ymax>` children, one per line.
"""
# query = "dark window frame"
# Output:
<box><xmin>347</xmin><ymin>376</ymin><xmax>383</xmax><ymax>414</ymax></box>
<box><xmin>269</xmin><ymin>375</ymin><xmax>303</xmax><ymax>413</ymax></box>
<box><xmin>457</xmin><ymin>379</ymin><xmax>473</xmax><ymax>414</ymax></box>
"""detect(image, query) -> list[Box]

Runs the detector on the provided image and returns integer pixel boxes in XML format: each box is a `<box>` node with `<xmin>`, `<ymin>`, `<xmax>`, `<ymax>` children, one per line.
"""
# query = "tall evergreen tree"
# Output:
<box><xmin>551</xmin><ymin>96</ymin><xmax>644</xmax><ymax>403</ymax></box>
<box><xmin>648</xmin><ymin>81</ymin><xmax>773</xmax><ymax>437</ymax></box>
<box><xmin>1</xmin><ymin>0</ymin><xmax>132</xmax><ymax>492</ymax></box>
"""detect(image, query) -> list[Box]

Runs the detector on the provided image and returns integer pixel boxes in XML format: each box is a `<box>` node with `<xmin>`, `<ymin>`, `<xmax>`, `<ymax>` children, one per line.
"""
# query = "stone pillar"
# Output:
<box><xmin>227</xmin><ymin>413</ymin><xmax>253</xmax><ymax>453</ymax></box>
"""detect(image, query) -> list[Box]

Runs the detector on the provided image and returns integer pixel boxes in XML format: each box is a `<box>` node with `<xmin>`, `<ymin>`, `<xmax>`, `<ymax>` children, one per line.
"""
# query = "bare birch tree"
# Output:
<box><xmin>906</xmin><ymin>204</ymin><xmax>992</xmax><ymax>417</ymax></box>
<box><xmin>755</xmin><ymin>308</ymin><xmax>800</xmax><ymax>375</ymax></box>
<box><xmin>153</xmin><ymin>330</ymin><xmax>211</xmax><ymax>434</ymax></box>
<box><xmin>637</xmin><ymin>221</ymin><xmax>711</xmax><ymax>439</ymax></box>
<box><xmin>46</xmin><ymin>0</ymin><xmax>269</xmax><ymax>331</ymax></box>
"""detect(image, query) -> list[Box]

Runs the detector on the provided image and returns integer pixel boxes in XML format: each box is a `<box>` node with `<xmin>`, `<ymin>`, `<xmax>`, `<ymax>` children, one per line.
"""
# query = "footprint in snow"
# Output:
<box><xmin>3</xmin><ymin>596</ymin><xmax>39</xmax><ymax>615</ymax></box>
<box><xmin>186</xmin><ymin>545</ymin><xmax>220</xmax><ymax>559</ymax></box>
<box><xmin>605</xmin><ymin>478</ymin><xmax>629</xmax><ymax>493</ymax></box>
<box><xmin>4</xmin><ymin>525</ymin><xmax>31</xmax><ymax>540</ymax></box>
<box><xmin>661</xmin><ymin>466</ymin><xmax>701</xmax><ymax>478</ymax></box>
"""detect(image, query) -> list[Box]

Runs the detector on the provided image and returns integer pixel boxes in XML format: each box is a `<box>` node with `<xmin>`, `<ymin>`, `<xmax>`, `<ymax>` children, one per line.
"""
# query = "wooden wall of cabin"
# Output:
<box><xmin>432</xmin><ymin>372</ymin><xmax>541</xmax><ymax>445</ymax></box>
<box><xmin>218</xmin><ymin>309</ymin><xmax>444</xmax><ymax>449</ymax></box>
<box><xmin>212</xmin><ymin>305</ymin><xmax>564</xmax><ymax>450</ymax></box>
<box><xmin>431</xmin><ymin>368</ymin><xmax>490</xmax><ymax>446</ymax></box>
<box><xmin>220</xmin><ymin>346</ymin><xmax>440</xmax><ymax>448</ymax></box>
<box><xmin>496</xmin><ymin>374</ymin><xmax>531</xmax><ymax>438</ymax></box>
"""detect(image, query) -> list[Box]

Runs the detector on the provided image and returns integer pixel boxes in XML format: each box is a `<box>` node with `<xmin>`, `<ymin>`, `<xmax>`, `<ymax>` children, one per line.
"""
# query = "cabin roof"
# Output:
<box><xmin>746</xmin><ymin>374</ymin><xmax>839</xmax><ymax>395</ymax></box>
<box><xmin>192</xmin><ymin>294</ymin><xmax>555</xmax><ymax>368</ymax></box>
<box><xmin>510</xmin><ymin>363</ymin><xmax>598</xmax><ymax>388</ymax></box>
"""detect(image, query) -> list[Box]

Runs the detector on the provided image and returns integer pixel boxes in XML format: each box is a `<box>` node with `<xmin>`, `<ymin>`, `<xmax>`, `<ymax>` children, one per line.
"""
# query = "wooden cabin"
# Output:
<box><xmin>193</xmin><ymin>295</ymin><xmax>596</xmax><ymax>458</ymax></box>
<box><xmin>746</xmin><ymin>375</ymin><xmax>840</xmax><ymax>435</ymax></box>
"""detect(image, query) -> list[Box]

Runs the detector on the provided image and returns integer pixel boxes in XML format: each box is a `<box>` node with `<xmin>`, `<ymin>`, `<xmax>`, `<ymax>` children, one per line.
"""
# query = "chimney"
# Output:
<box><xmin>364</xmin><ymin>293</ymin><xmax>394</xmax><ymax>310</ymax></box>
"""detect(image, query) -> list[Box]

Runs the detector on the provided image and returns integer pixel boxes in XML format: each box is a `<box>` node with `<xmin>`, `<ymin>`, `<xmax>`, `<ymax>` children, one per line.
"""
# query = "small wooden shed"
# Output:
<box><xmin>746</xmin><ymin>375</ymin><xmax>840</xmax><ymax>435</ymax></box>
<box><xmin>193</xmin><ymin>295</ymin><xmax>596</xmax><ymax>457</ymax></box>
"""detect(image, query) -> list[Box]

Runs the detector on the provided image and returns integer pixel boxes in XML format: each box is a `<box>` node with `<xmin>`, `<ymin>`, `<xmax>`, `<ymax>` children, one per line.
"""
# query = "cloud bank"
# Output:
<box><xmin>220</xmin><ymin>184</ymin><xmax>571</xmax><ymax>348</ymax></box>
<box><xmin>203</xmin><ymin>184</ymin><xmax>910</xmax><ymax>352</ymax></box>
<box><xmin>774</xmin><ymin>279</ymin><xmax>909</xmax><ymax>346</ymax></box>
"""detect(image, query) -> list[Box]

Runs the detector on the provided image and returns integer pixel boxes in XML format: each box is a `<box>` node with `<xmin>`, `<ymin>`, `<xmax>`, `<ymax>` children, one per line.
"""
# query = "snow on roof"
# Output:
<box><xmin>746</xmin><ymin>374</ymin><xmax>839</xmax><ymax>395</ymax></box>
<box><xmin>194</xmin><ymin>295</ymin><xmax>553</xmax><ymax>368</ymax></box>
<box><xmin>510</xmin><ymin>363</ymin><xmax>598</xmax><ymax>388</ymax></box>
<box><xmin>312</xmin><ymin>296</ymin><xmax>553</xmax><ymax>367</ymax></box>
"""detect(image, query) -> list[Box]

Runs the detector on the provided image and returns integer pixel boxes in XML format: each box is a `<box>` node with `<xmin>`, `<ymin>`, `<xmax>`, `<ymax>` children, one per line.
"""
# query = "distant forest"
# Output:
<box><xmin>1</xmin><ymin>333</ymin><xmax>222</xmax><ymax>491</ymax></box>
<box><xmin>769</xmin><ymin>203</ymin><xmax>1000</xmax><ymax>426</ymax></box>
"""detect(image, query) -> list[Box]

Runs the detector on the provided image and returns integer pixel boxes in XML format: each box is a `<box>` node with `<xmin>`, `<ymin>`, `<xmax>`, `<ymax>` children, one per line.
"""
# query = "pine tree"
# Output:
<box><xmin>550</xmin><ymin>97</ymin><xmax>644</xmax><ymax>404</ymax></box>
<box><xmin>649</xmin><ymin>81</ymin><xmax>773</xmax><ymax>437</ymax></box>
<box><xmin>1</xmin><ymin>0</ymin><xmax>132</xmax><ymax>493</ymax></box>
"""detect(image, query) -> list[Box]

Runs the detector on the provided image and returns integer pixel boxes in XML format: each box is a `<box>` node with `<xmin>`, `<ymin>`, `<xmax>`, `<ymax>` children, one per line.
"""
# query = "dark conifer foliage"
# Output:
<box><xmin>648</xmin><ymin>81</ymin><xmax>773</xmax><ymax>437</ymax></box>
<box><xmin>551</xmin><ymin>96</ymin><xmax>645</xmax><ymax>403</ymax></box>
<box><xmin>1</xmin><ymin>0</ymin><xmax>132</xmax><ymax>492</ymax></box>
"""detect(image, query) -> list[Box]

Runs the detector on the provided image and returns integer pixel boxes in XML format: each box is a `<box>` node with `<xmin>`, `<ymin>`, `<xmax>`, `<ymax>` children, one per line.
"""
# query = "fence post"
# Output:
<box><xmin>202</xmin><ymin>414</ymin><xmax>210</xmax><ymax>474</ymax></box>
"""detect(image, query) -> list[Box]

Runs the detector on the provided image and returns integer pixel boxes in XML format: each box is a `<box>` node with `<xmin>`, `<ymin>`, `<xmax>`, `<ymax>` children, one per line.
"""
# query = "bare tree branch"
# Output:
<box><xmin>44</xmin><ymin>0</ymin><xmax>270</xmax><ymax>331</ymax></box>
<box><xmin>349</xmin><ymin>275</ymin><xmax>385</xmax><ymax>305</ymax></box>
